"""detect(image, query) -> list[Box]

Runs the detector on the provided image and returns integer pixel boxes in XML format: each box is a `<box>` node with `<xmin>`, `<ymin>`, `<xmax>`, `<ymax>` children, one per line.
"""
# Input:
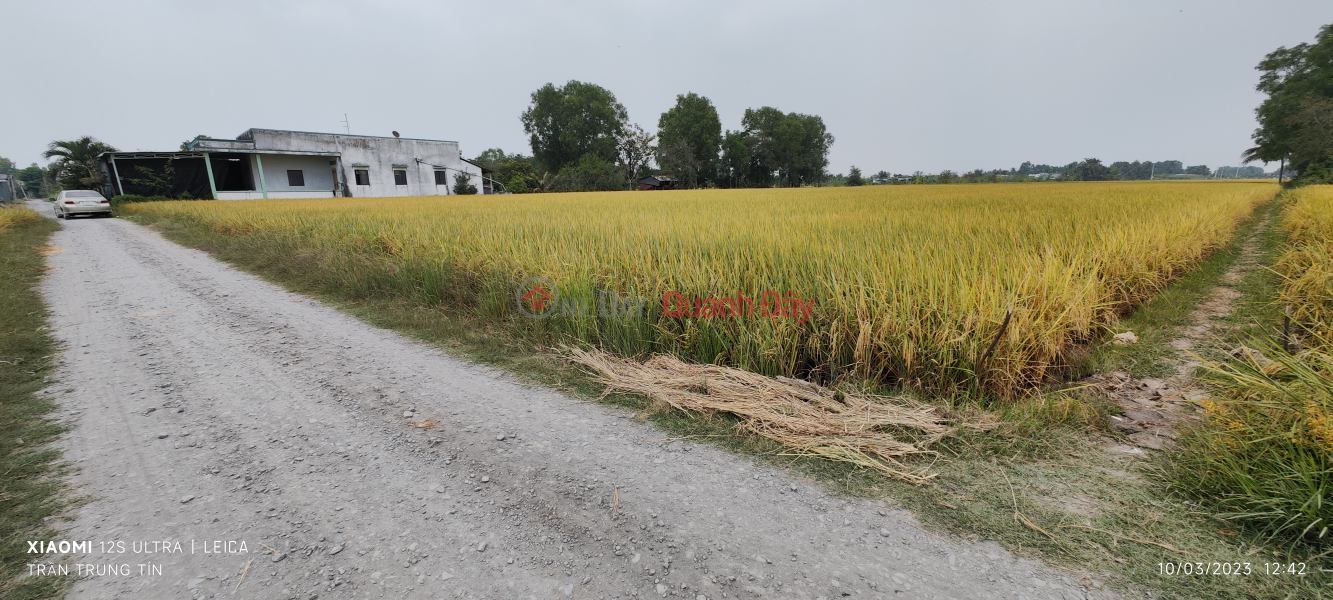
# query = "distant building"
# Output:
<box><xmin>0</xmin><ymin>174</ymin><xmax>24</xmax><ymax>202</ymax></box>
<box><xmin>98</xmin><ymin>129</ymin><xmax>491</xmax><ymax>200</ymax></box>
<box><xmin>637</xmin><ymin>175</ymin><xmax>675</xmax><ymax>190</ymax></box>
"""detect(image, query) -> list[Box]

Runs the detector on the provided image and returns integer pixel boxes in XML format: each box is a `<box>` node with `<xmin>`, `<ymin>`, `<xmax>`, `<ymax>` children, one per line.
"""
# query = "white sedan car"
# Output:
<box><xmin>55</xmin><ymin>190</ymin><xmax>112</xmax><ymax>219</ymax></box>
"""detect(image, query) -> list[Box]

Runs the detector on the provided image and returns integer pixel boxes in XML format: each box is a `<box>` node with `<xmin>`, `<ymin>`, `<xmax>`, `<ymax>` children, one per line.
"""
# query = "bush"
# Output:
<box><xmin>452</xmin><ymin>172</ymin><xmax>478</xmax><ymax>195</ymax></box>
<box><xmin>548</xmin><ymin>153</ymin><xmax>625</xmax><ymax>192</ymax></box>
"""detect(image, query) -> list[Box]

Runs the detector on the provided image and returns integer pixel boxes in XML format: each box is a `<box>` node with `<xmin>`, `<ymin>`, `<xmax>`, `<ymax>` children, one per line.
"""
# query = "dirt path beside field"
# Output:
<box><xmin>24</xmin><ymin>200</ymin><xmax>1110</xmax><ymax>600</ymax></box>
<box><xmin>1087</xmin><ymin>207</ymin><xmax>1274</xmax><ymax>450</ymax></box>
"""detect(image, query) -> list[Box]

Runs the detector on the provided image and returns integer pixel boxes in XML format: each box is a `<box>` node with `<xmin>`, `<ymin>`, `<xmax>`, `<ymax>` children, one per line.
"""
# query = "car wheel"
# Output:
<box><xmin>56</xmin><ymin>210</ymin><xmax>63</xmax><ymax>219</ymax></box>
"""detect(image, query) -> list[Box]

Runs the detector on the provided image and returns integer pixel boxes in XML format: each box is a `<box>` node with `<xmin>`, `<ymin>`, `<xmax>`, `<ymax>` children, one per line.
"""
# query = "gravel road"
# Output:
<box><xmin>26</xmin><ymin>201</ymin><xmax>1111</xmax><ymax>600</ymax></box>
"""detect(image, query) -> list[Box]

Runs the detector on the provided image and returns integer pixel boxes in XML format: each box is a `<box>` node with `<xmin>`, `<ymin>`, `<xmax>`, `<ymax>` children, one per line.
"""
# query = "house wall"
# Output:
<box><xmin>257</xmin><ymin>154</ymin><xmax>337</xmax><ymax>195</ymax></box>
<box><xmin>244</xmin><ymin>129</ymin><xmax>482</xmax><ymax>198</ymax></box>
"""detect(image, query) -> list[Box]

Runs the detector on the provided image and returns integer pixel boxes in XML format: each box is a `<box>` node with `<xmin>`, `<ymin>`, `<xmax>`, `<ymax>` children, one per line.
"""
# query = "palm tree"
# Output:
<box><xmin>43</xmin><ymin>136</ymin><xmax>117</xmax><ymax>191</ymax></box>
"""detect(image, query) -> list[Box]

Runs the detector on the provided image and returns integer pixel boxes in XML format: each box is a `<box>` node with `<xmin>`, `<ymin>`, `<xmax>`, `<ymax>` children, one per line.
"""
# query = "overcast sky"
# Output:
<box><xmin>4</xmin><ymin>0</ymin><xmax>1330</xmax><ymax>175</ymax></box>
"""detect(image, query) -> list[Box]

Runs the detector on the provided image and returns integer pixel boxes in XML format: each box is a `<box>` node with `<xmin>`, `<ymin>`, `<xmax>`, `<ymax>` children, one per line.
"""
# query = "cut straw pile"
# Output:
<box><xmin>564</xmin><ymin>347</ymin><xmax>954</xmax><ymax>482</ymax></box>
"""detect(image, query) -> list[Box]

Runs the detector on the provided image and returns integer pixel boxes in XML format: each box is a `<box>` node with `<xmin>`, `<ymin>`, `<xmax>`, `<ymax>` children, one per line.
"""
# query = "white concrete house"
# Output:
<box><xmin>100</xmin><ymin>129</ymin><xmax>490</xmax><ymax>201</ymax></box>
<box><xmin>188</xmin><ymin>129</ymin><xmax>488</xmax><ymax>199</ymax></box>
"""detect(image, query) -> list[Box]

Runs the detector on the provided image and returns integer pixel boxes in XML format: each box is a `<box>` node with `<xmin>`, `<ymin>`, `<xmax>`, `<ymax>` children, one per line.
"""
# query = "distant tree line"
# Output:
<box><xmin>817</xmin><ymin>158</ymin><xmax>1281</xmax><ymax>186</ymax></box>
<box><xmin>470</xmin><ymin>81</ymin><xmax>834</xmax><ymax>193</ymax></box>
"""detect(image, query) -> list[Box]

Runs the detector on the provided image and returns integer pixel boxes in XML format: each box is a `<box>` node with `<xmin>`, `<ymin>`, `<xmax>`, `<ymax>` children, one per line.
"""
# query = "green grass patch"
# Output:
<box><xmin>118</xmin><ymin>205</ymin><xmax>1329</xmax><ymax>599</ymax></box>
<box><xmin>0</xmin><ymin>209</ymin><xmax>73</xmax><ymax>600</ymax></box>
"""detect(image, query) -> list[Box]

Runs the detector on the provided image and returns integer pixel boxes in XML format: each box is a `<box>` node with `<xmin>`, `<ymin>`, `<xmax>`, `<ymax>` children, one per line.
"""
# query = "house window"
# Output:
<box><xmin>394</xmin><ymin>169</ymin><xmax>408</xmax><ymax>186</ymax></box>
<box><xmin>354</xmin><ymin>169</ymin><xmax>370</xmax><ymax>186</ymax></box>
<box><xmin>287</xmin><ymin>170</ymin><xmax>305</xmax><ymax>186</ymax></box>
<box><xmin>434</xmin><ymin>170</ymin><xmax>448</xmax><ymax>185</ymax></box>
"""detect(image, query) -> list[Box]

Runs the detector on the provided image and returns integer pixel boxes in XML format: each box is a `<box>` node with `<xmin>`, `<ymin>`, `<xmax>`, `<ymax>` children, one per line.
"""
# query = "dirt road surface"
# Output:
<box><xmin>25</xmin><ymin>201</ymin><xmax>1109</xmax><ymax>600</ymax></box>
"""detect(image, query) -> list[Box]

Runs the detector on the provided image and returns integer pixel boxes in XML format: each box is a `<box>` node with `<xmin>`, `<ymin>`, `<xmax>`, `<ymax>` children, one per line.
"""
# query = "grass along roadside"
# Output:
<box><xmin>0</xmin><ymin>207</ymin><xmax>72</xmax><ymax>600</ymax></box>
<box><xmin>121</xmin><ymin>193</ymin><xmax>1324</xmax><ymax>598</ymax></box>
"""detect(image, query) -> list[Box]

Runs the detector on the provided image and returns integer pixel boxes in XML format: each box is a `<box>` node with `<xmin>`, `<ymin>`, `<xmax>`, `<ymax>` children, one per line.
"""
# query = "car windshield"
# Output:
<box><xmin>67</xmin><ymin>191</ymin><xmax>103</xmax><ymax>198</ymax></box>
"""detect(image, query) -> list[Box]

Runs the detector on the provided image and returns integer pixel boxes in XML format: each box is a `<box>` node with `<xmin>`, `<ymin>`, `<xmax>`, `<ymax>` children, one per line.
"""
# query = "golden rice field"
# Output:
<box><xmin>125</xmin><ymin>181</ymin><xmax>1276</xmax><ymax>395</ymax></box>
<box><xmin>1277</xmin><ymin>185</ymin><xmax>1333</xmax><ymax>343</ymax></box>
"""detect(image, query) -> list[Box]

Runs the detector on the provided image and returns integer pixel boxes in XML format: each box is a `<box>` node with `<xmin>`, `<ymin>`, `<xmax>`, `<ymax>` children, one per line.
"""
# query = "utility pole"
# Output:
<box><xmin>1149</xmin><ymin>162</ymin><xmax>1155</xmax><ymax>180</ymax></box>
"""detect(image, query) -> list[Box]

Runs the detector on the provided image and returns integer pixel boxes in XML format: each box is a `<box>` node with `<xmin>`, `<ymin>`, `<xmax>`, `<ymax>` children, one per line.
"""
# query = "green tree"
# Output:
<box><xmin>43</xmin><ymin>136</ymin><xmax>117</xmax><ymax>191</ymax></box>
<box><xmin>549</xmin><ymin>153</ymin><xmax>624</xmax><ymax>192</ymax></box>
<box><xmin>1184</xmin><ymin>164</ymin><xmax>1212</xmax><ymax>177</ymax></box>
<box><xmin>657</xmin><ymin>93</ymin><xmax>721</xmax><ymax>185</ymax></box>
<box><xmin>1245</xmin><ymin>24</ymin><xmax>1333</xmax><ymax>178</ymax></box>
<box><xmin>846</xmin><ymin>166</ymin><xmax>864</xmax><ymax>186</ymax></box>
<box><xmin>1286</xmin><ymin>97</ymin><xmax>1333</xmax><ymax>182</ymax></box>
<box><xmin>520</xmin><ymin>81</ymin><xmax>627</xmax><ymax>174</ymax></box>
<box><xmin>506</xmin><ymin>174</ymin><xmax>530</xmax><ymax>194</ymax></box>
<box><xmin>452</xmin><ymin>171</ymin><xmax>478</xmax><ymax>195</ymax></box>
<box><xmin>618</xmin><ymin>123</ymin><xmax>657</xmax><ymax>184</ymax></box>
<box><xmin>15</xmin><ymin>164</ymin><xmax>46</xmax><ymax>197</ymax></box>
<box><xmin>0</xmin><ymin>156</ymin><xmax>14</xmax><ymax>175</ymax></box>
<box><xmin>656</xmin><ymin>138</ymin><xmax>699</xmax><ymax>188</ymax></box>
<box><xmin>472</xmin><ymin>148</ymin><xmax>532</xmax><ymax>171</ymax></box>
<box><xmin>720</xmin><ymin>130</ymin><xmax>763</xmax><ymax>187</ymax></box>
<box><xmin>937</xmin><ymin>170</ymin><xmax>957</xmax><ymax>184</ymax></box>
<box><xmin>494</xmin><ymin>161</ymin><xmax>537</xmax><ymax>193</ymax></box>
<box><xmin>1067</xmin><ymin>158</ymin><xmax>1114</xmax><ymax>181</ymax></box>
<box><xmin>737</xmin><ymin>107</ymin><xmax>834</xmax><ymax>187</ymax></box>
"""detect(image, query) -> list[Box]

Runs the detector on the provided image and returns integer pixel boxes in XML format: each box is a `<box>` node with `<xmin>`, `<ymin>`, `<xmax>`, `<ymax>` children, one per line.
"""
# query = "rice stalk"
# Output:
<box><xmin>563</xmin><ymin>346</ymin><xmax>956</xmax><ymax>482</ymax></box>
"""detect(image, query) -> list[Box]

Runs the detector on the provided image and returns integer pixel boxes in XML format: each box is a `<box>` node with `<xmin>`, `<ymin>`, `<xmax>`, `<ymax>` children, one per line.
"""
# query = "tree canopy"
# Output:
<box><xmin>718</xmin><ymin>107</ymin><xmax>833</xmax><ymax>187</ymax></box>
<box><xmin>15</xmin><ymin>164</ymin><xmax>46</xmax><ymax>197</ymax></box>
<box><xmin>1246</xmin><ymin>23</ymin><xmax>1333</xmax><ymax>181</ymax></box>
<box><xmin>43</xmin><ymin>136</ymin><xmax>117</xmax><ymax>191</ymax></box>
<box><xmin>471</xmin><ymin>148</ymin><xmax>532</xmax><ymax>171</ymax></box>
<box><xmin>657</xmin><ymin>93</ymin><xmax>721</xmax><ymax>185</ymax></box>
<box><xmin>520</xmin><ymin>81</ymin><xmax>627</xmax><ymax>174</ymax></box>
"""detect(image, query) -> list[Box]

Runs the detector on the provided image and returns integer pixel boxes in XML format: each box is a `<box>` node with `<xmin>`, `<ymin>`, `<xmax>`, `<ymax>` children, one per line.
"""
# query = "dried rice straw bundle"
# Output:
<box><xmin>563</xmin><ymin>347</ymin><xmax>953</xmax><ymax>482</ymax></box>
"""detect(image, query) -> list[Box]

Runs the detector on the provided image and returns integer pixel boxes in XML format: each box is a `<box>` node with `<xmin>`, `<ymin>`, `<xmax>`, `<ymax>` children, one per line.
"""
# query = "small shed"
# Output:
<box><xmin>0</xmin><ymin>174</ymin><xmax>24</xmax><ymax>202</ymax></box>
<box><xmin>637</xmin><ymin>175</ymin><xmax>675</xmax><ymax>190</ymax></box>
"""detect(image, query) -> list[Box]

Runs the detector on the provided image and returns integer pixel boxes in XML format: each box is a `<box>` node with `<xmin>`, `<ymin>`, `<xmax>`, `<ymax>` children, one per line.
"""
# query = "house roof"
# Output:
<box><xmin>238</xmin><ymin>128</ymin><xmax>460</xmax><ymax>144</ymax></box>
